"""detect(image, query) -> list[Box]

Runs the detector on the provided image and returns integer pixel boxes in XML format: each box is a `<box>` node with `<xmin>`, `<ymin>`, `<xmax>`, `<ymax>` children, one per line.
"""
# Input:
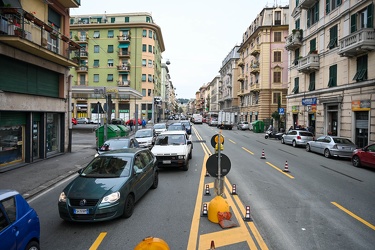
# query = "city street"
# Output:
<box><xmin>5</xmin><ymin>123</ymin><xmax>375</xmax><ymax>249</ymax></box>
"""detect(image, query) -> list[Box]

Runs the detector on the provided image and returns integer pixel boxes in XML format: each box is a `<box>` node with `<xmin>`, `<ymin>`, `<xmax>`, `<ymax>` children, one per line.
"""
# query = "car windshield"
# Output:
<box><xmin>80</xmin><ymin>156</ymin><xmax>131</xmax><ymax>177</ymax></box>
<box><xmin>333</xmin><ymin>138</ymin><xmax>354</xmax><ymax>144</ymax></box>
<box><xmin>135</xmin><ymin>130</ymin><xmax>152</xmax><ymax>138</ymax></box>
<box><xmin>154</xmin><ymin>124</ymin><xmax>166</xmax><ymax>129</ymax></box>
<box><xmin>168</xmin><ymin>125</ymin><xmax>183</xmax><ymax>131</ymax></box>
<box><xmin>300</xmin><ymin>132</ymin><xmax>313</xmax><ymax>136</ymax></box>
<box><xmin>155</xmin><ymin>135</ymin><xmax>185</xmax><ymax>145</ymax></box>
<box><xmin>99</xmin><ymin>140</ymin><xmax>130</xmax><ymax>151</ymax></box>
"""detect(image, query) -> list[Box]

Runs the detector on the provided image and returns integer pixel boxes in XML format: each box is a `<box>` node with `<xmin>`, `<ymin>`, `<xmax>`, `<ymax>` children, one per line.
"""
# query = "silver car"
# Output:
<box><xmin>306</xmin><ymin>136</ymin><xmax>357</xmax><ymax>158</ymax></box>
<box><xmin>237</xmin><ymin>121</ymin><xmax>249</xmax><ymax>130</ymax></box>
<box><xmin>281</xmin><ymin>130</ymin><xmax>314</xmax><ymax>147</ymax></box>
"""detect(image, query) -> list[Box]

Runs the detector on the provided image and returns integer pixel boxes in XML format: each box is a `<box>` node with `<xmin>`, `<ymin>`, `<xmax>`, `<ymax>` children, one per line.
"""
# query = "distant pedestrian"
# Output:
<box><xmin>129</xmin><ymin>119</ymin><xmax>134</xmax><ymax>131</ymax></box>
<box><xmin>142</xmin><ymin>119</ymin><xmax>146</xmax><ymax>128</ymax></box>
<box><xmin>288</xmin><ymin>126</ymin><xmax>293</xmax><ymax>132</ymax></box>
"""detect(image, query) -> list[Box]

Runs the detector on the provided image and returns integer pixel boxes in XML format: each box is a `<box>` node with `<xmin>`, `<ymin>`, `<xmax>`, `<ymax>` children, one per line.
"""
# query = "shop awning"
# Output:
<box><xmin>118</xmin><ymin>44</ymin><xmax>129</xmax><ymax>48</ymax></box>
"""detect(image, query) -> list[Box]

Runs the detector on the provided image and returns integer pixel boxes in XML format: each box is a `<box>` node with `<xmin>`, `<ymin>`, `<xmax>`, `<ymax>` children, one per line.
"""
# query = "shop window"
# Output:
<box><xmin>0</xmin><ymin>126</ymin><xmax>23</xmax><ymax>165</ymax></box>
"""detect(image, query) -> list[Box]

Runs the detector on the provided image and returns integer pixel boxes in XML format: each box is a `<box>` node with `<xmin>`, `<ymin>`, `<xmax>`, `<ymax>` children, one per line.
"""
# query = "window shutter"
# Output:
<box><xmin>326</xmin><ymin>0</ymin><xmax>330</xmax><ymax>14</ymax></box>
<box><xmin>367</xmin><ymin>3</ymin><xmax>373</xmax><ymax>28</ymax></box>
<box><xmin>307</xmin><ymin>10</ymin><xmax>311</xmax><ymax>27</ymax></box>
<box><xmin>350</xmin><ymin>14</ymin><xmax>357</xmax><ymax>33</ymax></box>
<box><xmin>315</xmin><ymin>5</ymin><xmax>319</xmax><ymax>22</ymax></box>
<box><xmin>337</xmin><ymin>0</ymin><xmax>342</xmax><ymax>6</ymax></box>
<box><xmin>310</xmin><ymin>39</ymin><xmax>316</xmax><ymax>51</ymax></box>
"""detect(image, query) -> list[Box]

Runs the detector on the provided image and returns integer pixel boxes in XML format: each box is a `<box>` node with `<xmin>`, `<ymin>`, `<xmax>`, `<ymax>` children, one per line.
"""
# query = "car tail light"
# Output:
<box><xmin>297</xmin><ymin>135</ymin><xmax>301</xmax><ymax>139</ymax></box>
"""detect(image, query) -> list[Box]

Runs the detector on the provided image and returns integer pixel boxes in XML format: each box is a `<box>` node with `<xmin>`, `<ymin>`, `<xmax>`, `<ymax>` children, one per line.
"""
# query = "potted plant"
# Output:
<box><xmin>14</xmin><ymin>27</ymin><xmax>25</xmax><ymax>37</ymax></box>
<box><xmin>74</xmin><ymin>35</ymin><xmax>79</xmax><ymax>41</ymax></box>
<box><xmin>50</xmin><ymin>30</ymin><xmax>58</xmax><ymax>40</ymax></box>
<box><xmin>1</xmin><ymin>4</ymin><xmax>19</xmax><ymax>14</ymax></box>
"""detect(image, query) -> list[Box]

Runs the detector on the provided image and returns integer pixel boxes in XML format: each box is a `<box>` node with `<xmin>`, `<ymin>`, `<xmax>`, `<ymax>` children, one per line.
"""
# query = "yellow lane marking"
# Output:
<box><xmin>229</xmin><ymin>139</ymin><xmax>236</xmax><ymax>144</ymax></box>
<box><xmin>224</xmin><ymin>178</ymin><xmax>269</xmax><ymax>250</ymax></box>
<box><xmin>89</xmin><ymin>232</ymin><xmax>107</xmax><ymax>250</ymax></box>
<box><xmin>331</xmin><ymin>202</ymin><xmax>375</xmax><ymax>230</ymax></box>
<box><xmin>242</xmin><ymin>147</ymin><xmax>254</xmax><ymax>155</ymax></box>
<box><xmin>265</xmin><ymin>162</ymin><xmax>295</xmax><ymax>179</ymax></box>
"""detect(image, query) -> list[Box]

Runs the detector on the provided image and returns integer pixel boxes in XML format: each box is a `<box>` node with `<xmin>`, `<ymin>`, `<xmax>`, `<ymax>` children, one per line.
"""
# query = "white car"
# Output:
<box><xmin>151</xmin><ymin>131</ymin><xmax>192</xmax><ymax>171</ymax></box>
<box><xmin>153</xmin><ymin>123</ymin><xmax>167</xmax><ymax>135</ymax></box>
<box><xmin>134</xmin><ymin>128</ymin><xmax>155</xmax><ymax>148</ymax></box>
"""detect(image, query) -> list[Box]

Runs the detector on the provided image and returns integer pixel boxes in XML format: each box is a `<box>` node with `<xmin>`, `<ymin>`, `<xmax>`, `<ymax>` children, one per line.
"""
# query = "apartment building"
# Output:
<box><xmin>0</xmin><ymin>0</ymin><xmax>81</xmax><ymax>168</ymax></box>
<box><xmin>218</xmin><ymin>45</ymin><xmax>240</xmax><ymax>121</ymax></box>
<box><xmin>69</xmin><ymin>12</ymin><xmax>165</xmax><ymax>123</ymax></box>
<box><xmin>208</xmin><ymin>76</ymin><xmax>220</xmax><ymax>113</ymax></box>
<box><xmin>287</xmin><ymin>0</ymin><xmax>374</xmax><ymax>147</ymax></box>
<box><xmin>237</xmin><ymin>6</ymin><xmax>289</xmax><ymax>127</ymax></box>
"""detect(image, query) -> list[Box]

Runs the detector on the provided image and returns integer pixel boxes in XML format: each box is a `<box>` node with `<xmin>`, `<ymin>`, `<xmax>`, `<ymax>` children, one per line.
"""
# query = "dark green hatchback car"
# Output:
<box><xmin>58</xmin><ymin>148</ymin><xmax>158</xmax><ymax>222</ymax></box>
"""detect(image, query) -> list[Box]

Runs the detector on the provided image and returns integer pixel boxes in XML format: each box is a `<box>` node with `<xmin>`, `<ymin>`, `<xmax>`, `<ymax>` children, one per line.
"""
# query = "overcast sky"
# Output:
<box><xmin>72</xmin><ymin>0</ymin><xmax>288</xmax><ymax>99</ymax></box>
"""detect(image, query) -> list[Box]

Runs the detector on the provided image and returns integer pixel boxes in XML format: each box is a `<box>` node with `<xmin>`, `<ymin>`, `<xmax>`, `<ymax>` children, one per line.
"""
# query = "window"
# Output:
<box><xmin>107</xmin><ymin>74</ymin><xmax>113</xmax><ymax>82</ymax></box>
<box><xmin>110</xmin><ymin>17</ymin><xmax>115</xmax><ymax>23</ymax></box>
<box><xmin>142</xmin><ymin>44</ymin><xmax>146</xmax><ymax>52</ymax></box>
<box><xmin>94</xmin><ymin>74</ymin><xmax>99</xmax><ymax>82</ymax></box>
<box><xmin>107</xmin><ymin>59</ymin><xmax>113</xmax><ymax>67</ymax></box>
<box><xmin>148</xmin><ymin>45</ymin><xmax>152</xmax><ymax>53</ymax></box>
<box><xmin>141</xmin><ymin>74</ymin><xmax>146</xmax><ymax>82</ymax></box>
<box><xmin>142</xmin><ymin>59</ymin><xmax>146</xmax><ymax>67</ymax></box>
<box><xmin>149</xmin><ymin>30</ymin><xmax>153</xmax><ymax>38</ymax></box>
<box><xmin>142</xmin><ymin>89</ymin><xmax>146</xmax><ymax>96</ymax></box>
<box><xmin>125</xmin><ymin>16</ymin><xmax>129</xmax><ymax>23</ymax></box>
<box><xmin>292</xmin><ymin>77</ymin><xmax>299</xmax><ymax>94</ymax></box>
<box><xmin>272</xmin><ymin>92</ymin><xmax>281</xmax><ymax>104</ymax></box>
<box><xmin>326</xmin><ymin>0</ymin><xmax>342</xmax><ymax>14</ymax></box>
<box><xmin>148</xmin><ymin>60</ymin><xmax>153</xmax><ymax>68</ymax></box>
<box><xmin>295</xmin><ymin>19</ymin><xmax>300</xmax><ymax>29</ymax></box>
<box><xmin>273</xmin><ymin>72</ymin><xmax>281</xmax><ymax>83</ymax></box>
<box><xmin>353</xmin><ymin>55</ymin><xmax>368</xmax><ymax>82</ymax></box>
<box><xmin>107</xmin><ymin>30</ymin><xmax>114</xmax><ymax>38</ymax></box>
<box><xmin>328</xmin><ymin>25</ymin><xmax>338</xmax><ymax>49</ymax></box>
<box><xmin>146</xmin><ymin>16</ymin><xmax>151</xmax><ymax>23</ymax></box>
<box><xmin>274</xmin><ymin>51</ymin><xmax>281</xmax><ymax>62</ymax></box>
<box><xmin>142</xmin><ymin>30</ymin><xmax>147</xmax><ymax>37</ymax></box>
<box><xmin>294</xmin><ymin>48</ymin><xmax>300</xmax><ymax>66</ymax></box>
<box><xmin>93</xmin><ymin>31</ymin><xmax>100</xmax><ymax>38</ymax></box>
<box><xmin>93</xmin><ymin>60</ymin><xmax>99</xmax><ymax>68</ymax></box>
<box><xmin>351</xmin><ymin>4</ymin><xmax>374</xmax><ymax>33</ymax></box>
<box><xmin>94</xmin><ymin>45</ymin><xmax>99</xmax><ymax>53</ymax></box>
<box><xmin>148</xmin><ymin>74</ymin><xmax>153</xmax><ymax>82</ymax></box>
<box><xmin>274</xmin><ymin>32</ymin><xmax>281</xmax><ymax>42</ymax></box>
<box><xmin>107</xmin><ymin>45</ymin><xmax>114</xmax><ymax>53</ymax></box>
<box><xmin>328</xmin><ymin>64</ymin><xmax>337</xmax><ymax>87</ymax></box>
<box><xmin>307</xmin><ymin>2</ymin><xmax>319</xmax><ymax>27</ymax></box>
<box><xmin>148</xmin><ymin>89</ymin><xmax>152</xmax><ymax>96</ymax></box>
<box><xmin>274</xmin><ymin>11</ymin><xmax>281</xmax><ymax>25</ymax></box>
<box><xmin>309</xmin><ymin>38</ymin><xmax>317</xmax><ymax>52</ymax></box>
<box><xmin>309</xmin><ymin>72</ymin><xmax>315</xmax><ymax>91</ymax></box>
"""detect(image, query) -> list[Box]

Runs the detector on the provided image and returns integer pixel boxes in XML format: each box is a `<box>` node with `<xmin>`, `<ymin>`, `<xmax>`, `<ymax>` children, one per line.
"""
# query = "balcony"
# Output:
<box><xmin>58</xmin><ymin>0</ymin><xmax>81</xmax><ymax>8</ymax></box>
<box><xmin>237</xmin><ymin>89</ymin><xmax>245</xmax><ymax>96</ymax></box>
<box><xmin>117</xmin><ymin>65</ymin><xmax>130</xmax><ymax>72</ymax></box>
<box><xmin>79</xmin><ymin>51</ymin><xmax>88</xmax><ymax>58</ymax></box>
<box><xmin>74</xmin><ymin>35</ymin><xmax>89</xmax><ymax>43</ymax></box>
<box><xmin>118</xmin><ymin>50</ymin><xmax>130</xmax><ymax>58</ymax></box>
<box><xmin>251</xmin><ymin>45</ymin><xmax>260</xmax><ymax>56</ymax></box>
<box><xmin>285</xmin><ymin>30</ymin><xmax>303</xmax><ymax>50</ymax></box>
<box><xmin>117</xmin><ymin>80</ymin><xmax>130</xmax><ymax>86</ymax></box>
<box><xmin>338</xmin><ymin>28</ymin><xmax>375</xmax><ymax>58</ymax></box>
<box><xmin>118</xmin><ymin>35</ymin><xmax>130</xmax><ymax>42</ymax></box>
<box><xmin>237</xmin><ymin>74</ymin><xmax>245</xmax><ymax>82</ymax></box>
<box><xmin>0</xmin><ymin>11</ymin><xmax>81</xmax><ymax>67</ymax></box>
<box><xmin>297</xmin><ymin>54</ymin><xmax>319</xmax><ymax>73</ymax></box>
<box><xmin>226</xmin><ymin>82</ymin><xmax>232</xmax><ymax>88</ymax></box>
<box><xmin>76</xmin><ymin>65</ymin><xmax>88</xmax><ymax>72</ymax></box>
<box><xmin>250</xmin><ymin>63</ymin><xmax>260</xmax><ymax>75</ymax></box>
<box><xmin>238</xmin><ymin>59</ymin><xmax>244</xmax><ymax>67</ymax></box>
<box><xmin>74</xmin><ymin>80</ymin><xmax>88</xmax><ymax>86</ymax></box>
<box><xmin>298</xmin><ymin>0</ymin><xmax>317</xmax><ymax>9</ymax></box>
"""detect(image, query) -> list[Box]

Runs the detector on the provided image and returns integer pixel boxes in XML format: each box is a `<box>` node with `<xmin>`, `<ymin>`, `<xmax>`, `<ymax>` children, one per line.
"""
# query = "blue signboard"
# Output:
<box><xmin>302</xmin><ymin>97</ymin><xmax>317</xmax><ymax>106</ymax></box>
<box><xmin>278</xmin><ymin>108</ymin><xmax>285</xmax><ymax>115</ymax></box>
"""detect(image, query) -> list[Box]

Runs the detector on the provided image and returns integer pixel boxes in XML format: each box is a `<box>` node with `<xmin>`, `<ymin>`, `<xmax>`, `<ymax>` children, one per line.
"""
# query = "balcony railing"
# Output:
<box><xmin>79</xmin><ymin>51</ymin><xmax>88</xmax><ymax>57</ymax></box>
<box><xmin>117</xmin><ymin>80</ymin><xmax>130</xmax><ymax>86</ymax></box>
<box><xmin>0</xmin><ymin>11</ymin><xmax>81</xmax><ymax>67</ymax></box>
<box><xmin>285</xmin><ymin>30</ymin><xmax>303</xmax><ymax>50</ymax></box>
<box><xmin>338</xmin><ymin>28</ymin><xmax>375</xmax><ymax>57</ymax></box>
<box><xmin>237</xmin><ymin>75</ymin><xmax>245</xmax><ymax>82</ymax></box>
<box><xmin>298</xmin><ymin>0</ymin><xmax>316</xmax><ymax>9</ymax></box>
<box><xmin>250</xmin><ymin>63</ymin><xmax>260</xmax><ymax>74</ymax></box>
<box><xmin>117</xmin><ymin>65</ymin><xmax>130</xmax><ymax>71</ymax></box>
<box><xmin>117</xmin><ymin>35</ymin><xmax>130</xmax><ymax>42</ymax></box>
<box><xmin>118</xmin><ymin>51</ymin><xmax>130</xmax><ymax>57</ymax></box>
<box><xmin>74</xmin><ymin>80</ymin><xmax>89</xmax><ymax>86</ymax></box>
<box><xmin>238</xmin><ymin>59</ymin><xmax>244</xmax><ymax>67</ymax></box>
<box><xmin>250</xmin><ymin>45</ymin><xmax>260</xmax><ymax>56</ymax></box>
<box><xmin>76</xmin><ymin>66</ymin><xmax>88</xmax><ymax>72</ymax></box>
<box><xmin>74</xmin><ymin>35</ymin><xmax>89</xmax><ymax>43</ymax></box>
<box><xmin>237</xmin><ymin>89</ymin><xmax>245</xmax><ymax>96</ymax></box>
<box><xmin>297</xmin><ymin>54</ymin><xmax>319</xmax><ymax>73</ymax></box>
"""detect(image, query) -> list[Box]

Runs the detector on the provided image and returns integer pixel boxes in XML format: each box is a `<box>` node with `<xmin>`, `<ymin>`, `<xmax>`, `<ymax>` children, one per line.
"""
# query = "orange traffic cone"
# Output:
<box><xmin>260</xmin><ymin>149</ymin><xmax>266</xmax><ymax>159</ymax></box>
<box><xmin>243</xmin><ymin>205</ymin><xmax>252</xmax><ymax>221</ymax></box>
<box><xmin>283</xmin><ymin>161</ymin><xmax>290</xmax><ymax>172</ymax></box>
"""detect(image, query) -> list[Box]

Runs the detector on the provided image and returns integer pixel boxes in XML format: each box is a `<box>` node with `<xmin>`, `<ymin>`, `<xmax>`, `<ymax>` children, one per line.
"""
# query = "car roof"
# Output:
<box><xmin>159</xmin><ymin>131</ymin><xmax>187</xmax><ymax>135</ymax></box>
<box><xmin>0</xmin><ymin>189</ymin><xmax>19</xmax><ymax>200</ymax></box>
<box><xmin>99</xmin><ymin>147</ymin><xmax>149</xmax><ymax>156</ymax></box>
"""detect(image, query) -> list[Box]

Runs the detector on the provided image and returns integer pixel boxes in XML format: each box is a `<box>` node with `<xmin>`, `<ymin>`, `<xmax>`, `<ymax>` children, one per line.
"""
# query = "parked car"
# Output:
<box><xmin>351</xmin><ymin>143</ymin><xmax>375</xmax><ymax>168</ymax></box>
<box><xmin>281</xmin><ymin>130</ymin><xmax>314</xmax><ymax>147</ymax></box>
<box><xmin>111</xmin><ymin>118</ymin><xmax>125</xmax><ymax>125</ymax></box>
<box><xmin>58</xmin><ymin>148</ymin><xmax>159</xmax><ymax>222</ymax></box>
<box><xmin>151</xmin><ymin>131</ymin><xmax>192</xmax><ymax>171</ymax></box>
<box><xmin>72</xmin><ymin>118</ymin><xmax>77</xmax><ymax>125</ymax></box>
<box><xmin>153</xmin><ymin>123</ymin><xmax>167</xmax><ymax>135</ymax></box>
<box><xmin>167</xmin><ymin>123</ymin><xmax>186</xmax><ymax>132</ymax></box>
<box><xmin>134</xmin><ymin>128</ymin><xmax>155</xmax><ymax>148</ymax></box>
<box><xmin>76</xmin><ymin>117</ymin><xmax>89</xmax><ymax>124</ymax></box>
<box><xmin>180</xmin><ymin>120</ymin><xmax>192</xmax><ymax>135</ymax></box>
<box><xmin>95</xmin><ymin>138</ymin><xmax>140</xmax><ymax>157</ymax></box>
<box><xmin>0</xmin><ymin>189</ymin><xmax>40</xmax><ymax>250</ymax></box>
<box><xmin>306</xmin><ymin>136</ymin><xmax>357</xmax><ymax>158</ymax></box>
<box><xmin>237</xmin><ymin>121</ymin><xmax>250</xmax><ymax>130</ymax></box>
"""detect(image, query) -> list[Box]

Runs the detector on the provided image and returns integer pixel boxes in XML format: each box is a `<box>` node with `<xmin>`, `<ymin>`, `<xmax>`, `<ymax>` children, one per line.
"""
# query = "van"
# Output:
<box><xmin>192</xmin><ymin>114</ymin><xmax>203</xmax><ymax>124</ymax></box>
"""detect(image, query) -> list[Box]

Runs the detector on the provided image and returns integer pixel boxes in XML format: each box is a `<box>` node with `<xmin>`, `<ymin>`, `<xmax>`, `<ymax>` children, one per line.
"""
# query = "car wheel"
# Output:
<box><xmin>306</xmin><ymin>144</ymin><xmax>311</xmax><ymax>152</ymax></box>
<box><xmin>189</xmin><ymin>150</ymin><xmax>192</xmax><ymax>159</ymax></box>
<box><xmin>122</xmin><ymin>194</ymin><xmax>135</xmax><ymax>218</ymax></box>
<box><xmin>25</xmin><ymin>241</ymin><xmax>40</xmax><ymax>250</ymax></box>
<box><xmin>151</xmin><ymin>171</ymin><xmax>159</xmax><ymax>189</ymax></box>
<box><xmin>281</xmin><ymin>138</ymin><xmax>285</xmax><ymax>144</ymax></box>
<box><xmin>324</xmin><ymin>149</ymin><xmax>331</xmax><ymax>158</ymax></box>
<box><xmin>352</xmin><ymin>155</ymin><xmax>361</xmax><ymax>168</ymax></box>
<box><xmin>292</xmin><ymin>140</ymin><xmax>297</xmax><ymax>147</ymax></box>
<box><xmin>182</xmin><ymin>160</ymin><xmax>189</xmax><ymax>171</ymax></box>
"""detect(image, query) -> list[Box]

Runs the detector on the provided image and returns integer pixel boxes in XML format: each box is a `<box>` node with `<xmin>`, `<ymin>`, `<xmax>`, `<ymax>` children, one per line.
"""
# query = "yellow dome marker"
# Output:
<box><xmin>134</xmin><ymin>237</ymin><xmax>170</xmax><ymax>250</ymax></box>
<box><xmin>208</xmin><ymin>196</ymin><xmax>230</xmax><ymax>223</ymax></box>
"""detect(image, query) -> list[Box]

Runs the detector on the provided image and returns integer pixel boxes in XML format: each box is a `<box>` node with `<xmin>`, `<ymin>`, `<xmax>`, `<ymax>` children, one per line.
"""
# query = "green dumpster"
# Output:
<box><xmin>95</xmin><ymin>125</ymin><xmax>121</xmax><ymax>147</ymax></box>
<box><xmin>252</xmin><ymin>120</ymin><xmax>265</xmax><ymax>133</ymax></box>
<box><xmin>117</xmin><ymin>125</ymin><xmax>130</xmax><ymax>137</ymax></box>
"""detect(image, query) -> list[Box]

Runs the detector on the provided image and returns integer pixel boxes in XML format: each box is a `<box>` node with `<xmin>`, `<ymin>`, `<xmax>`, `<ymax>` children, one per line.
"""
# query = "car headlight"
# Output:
<box><xmin>100</xmin><ymin>191</ymin><xmax>120</xmax><ymax>204</ymax></box>
<box><xmin>178</xmin><ymin>155</ymin><xmax>185</xmax><ymax>159</ymax></box>
<box><xmin>59</xmin><ymin>192</ymin><xmax>67</xmax><ymax>203</ymax></box>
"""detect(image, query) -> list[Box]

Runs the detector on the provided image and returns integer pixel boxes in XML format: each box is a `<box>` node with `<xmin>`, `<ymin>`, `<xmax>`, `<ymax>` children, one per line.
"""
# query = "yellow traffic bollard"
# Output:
<box><xmin>134</xmin><ymin>237</ymin><xmax>170</xmax><ymax>250</ymax></box>
<box><xmin>208</xmin><ymin>196</ymin><xmax>230</xmax><ymax>223</ymax></box>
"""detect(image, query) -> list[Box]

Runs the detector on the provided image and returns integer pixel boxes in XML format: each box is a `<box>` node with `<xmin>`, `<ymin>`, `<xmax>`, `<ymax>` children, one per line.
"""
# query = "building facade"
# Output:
<box><xmin>209</xmin><ymin>76</ymin><xmax>220</xmax><ymax>113</ymax></box>
<box><xmin>69</xmin><ymin>12</ymin><xmax>165</xmax><ymax>123</ymax></box>
<box><xmin>0</xmin><ymin>0</ymin><xmax>81</xmax><ymax>169</ymax></box>
<box><xmin>237</xmin><ymin>6</ymin><xmax>289</xmax><ymax>128</ymax></box>
<box><xmin>287</xmin><ymin>0</ymin><xmax>374</xmax><ymax>147</ymax></box>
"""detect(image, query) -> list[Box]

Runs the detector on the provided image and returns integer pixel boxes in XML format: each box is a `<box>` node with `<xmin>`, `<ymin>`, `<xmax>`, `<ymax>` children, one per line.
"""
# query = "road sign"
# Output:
<box><xmin>206</xmin><ymin>153</ymin><xmax>231</xmax><ymax>177</ymax></box>
<box><xmin>278</xmin><ymin>108</ymin><xmax>285</xmax><ymax>115</ymax></box>
<box><xmin>210</xmin><ymin>134</ymin><xmax>224</xmax><ymax>148</ymax></box>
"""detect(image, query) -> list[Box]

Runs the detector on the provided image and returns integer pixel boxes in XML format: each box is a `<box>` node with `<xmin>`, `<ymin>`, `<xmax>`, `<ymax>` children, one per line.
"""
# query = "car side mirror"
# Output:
<box><xmin>78</xmin><ymin>169</ymin><xmax>84</xmax><ymax>174</ymax></box>
<box><xmin>135</xmin><ymin>168</ymin><xmax>143</xmax><ymax>174</ymax></box>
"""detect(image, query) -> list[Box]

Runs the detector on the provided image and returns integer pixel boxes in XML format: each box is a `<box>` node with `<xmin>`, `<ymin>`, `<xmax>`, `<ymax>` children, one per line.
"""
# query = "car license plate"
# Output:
<box><xmin>163</xmin><ymin>160</ymin><xmax>171</xmax><ymax>164</ymax></box>
<box><xmin>74</xmin><ymin>209</ymin><xmax>88</xmax><ymax>214</ymax></box>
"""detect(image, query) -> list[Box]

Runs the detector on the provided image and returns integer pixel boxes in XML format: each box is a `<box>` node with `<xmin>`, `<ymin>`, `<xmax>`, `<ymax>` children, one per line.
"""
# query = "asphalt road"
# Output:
<box><xmin>28</xmin><ymin>123</ymin><xmax>375</xmax><ymax>250</ymax></box>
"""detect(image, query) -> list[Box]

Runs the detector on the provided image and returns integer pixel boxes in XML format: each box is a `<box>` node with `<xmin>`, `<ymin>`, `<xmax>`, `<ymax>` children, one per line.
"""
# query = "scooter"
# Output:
<box><xmin>265</xmin><ymin>130</ymin><xmax>284</xmax><ymax>140</ymax></box>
